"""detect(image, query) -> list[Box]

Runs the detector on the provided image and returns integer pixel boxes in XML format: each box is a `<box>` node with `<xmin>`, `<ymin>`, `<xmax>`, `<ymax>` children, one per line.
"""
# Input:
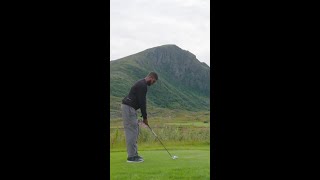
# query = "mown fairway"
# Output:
<box><xmin>110</xmin><ymin>110</ymin><xmax>210</xmax><ymax>179</ymax></box>
<box><xmin>110</xmin><ymin>148</ymin><xmax>210</xmax><ymax>180</ymax></box>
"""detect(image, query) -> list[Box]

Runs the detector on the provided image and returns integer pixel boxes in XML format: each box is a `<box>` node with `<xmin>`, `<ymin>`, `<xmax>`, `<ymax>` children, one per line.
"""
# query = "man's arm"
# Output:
<box><xmin>137</xmin><ymin>84</ymin><xmax>148</xmax><ymax>120</ymax></box>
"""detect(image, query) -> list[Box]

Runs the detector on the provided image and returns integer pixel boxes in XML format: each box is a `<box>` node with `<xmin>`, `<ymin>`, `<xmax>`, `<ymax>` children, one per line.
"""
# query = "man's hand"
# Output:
<box><xmin>143</xmin><ymin>118</ymin><xmax>149</xmax><ymax>126</ymax></box>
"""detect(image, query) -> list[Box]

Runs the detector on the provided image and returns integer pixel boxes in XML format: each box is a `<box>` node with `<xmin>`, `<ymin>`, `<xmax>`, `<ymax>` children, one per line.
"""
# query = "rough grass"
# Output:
<box><xmin>110</xmin><ymin>125</ymin><xmax>210</xmax><ymax>149</ymax></box>
<box><xmin>164</xmin><ymin>122</ymin><xmax>210</xmax><ymax>127</ymax></box>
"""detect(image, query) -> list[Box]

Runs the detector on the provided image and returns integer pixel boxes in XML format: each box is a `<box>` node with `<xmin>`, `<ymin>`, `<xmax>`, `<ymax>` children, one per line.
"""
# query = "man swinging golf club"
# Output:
<box><xmin>121</xmin><ymin>72</ymin><xmax>158</xmax><ymax>163</ymax></box>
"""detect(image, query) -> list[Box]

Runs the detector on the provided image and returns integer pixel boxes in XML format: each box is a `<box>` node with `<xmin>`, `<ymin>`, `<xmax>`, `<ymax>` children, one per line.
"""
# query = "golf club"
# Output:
<box><xmin>146</xmin><ymin>124</ymin><xmax>178</xmax><ymax>160</ymax></box>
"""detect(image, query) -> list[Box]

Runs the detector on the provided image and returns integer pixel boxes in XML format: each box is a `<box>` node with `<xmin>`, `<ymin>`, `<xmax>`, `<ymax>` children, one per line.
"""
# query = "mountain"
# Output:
<box><xmin>110</xmin><ymin>44</ymin><xmax>210</xmax><ymax>118</ymax></box>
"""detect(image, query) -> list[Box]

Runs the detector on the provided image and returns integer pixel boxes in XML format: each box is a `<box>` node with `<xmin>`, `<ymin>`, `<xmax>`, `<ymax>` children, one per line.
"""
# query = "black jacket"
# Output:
<box><xmin>122</xmin><ymin>79</ymin><xmax>148</xmax><ymax>119</ymax></box>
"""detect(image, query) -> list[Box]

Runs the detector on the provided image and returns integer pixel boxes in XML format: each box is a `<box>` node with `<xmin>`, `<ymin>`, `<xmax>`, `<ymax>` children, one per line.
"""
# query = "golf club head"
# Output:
<box><xmin>172</xmin><ymin>155</ymin><xmax>178</xmax><ymax>160</ymax></box>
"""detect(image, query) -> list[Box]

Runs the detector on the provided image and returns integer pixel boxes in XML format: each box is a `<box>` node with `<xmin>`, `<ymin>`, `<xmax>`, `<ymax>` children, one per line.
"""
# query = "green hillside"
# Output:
<box><xmin>110</xmin><ymin>44</ymin><xmax>210</xmax><ymax>119</ymax></box>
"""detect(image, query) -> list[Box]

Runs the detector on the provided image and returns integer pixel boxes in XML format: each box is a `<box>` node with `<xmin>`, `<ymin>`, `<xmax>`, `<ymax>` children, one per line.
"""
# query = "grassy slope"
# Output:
<box><xmin>110</xmin><ymin>110</ymin><xmax>210</xmax><ymax>128</ymax></box>
<box><xmin>110</xmin><ymin>95</ymin><xmax>191</xmax><ymax>120</ymax></box>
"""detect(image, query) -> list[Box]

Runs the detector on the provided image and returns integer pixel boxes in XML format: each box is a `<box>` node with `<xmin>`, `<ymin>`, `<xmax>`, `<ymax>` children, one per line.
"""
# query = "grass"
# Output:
<box><xmin>164</xmin><ymin>122</ymin><xmax>210</xmax><ymax>127</ymax></box>
<box><xmin>110</xmin><ymin>148</ymin><xmax>210</xmax><ymax>180</ymax></box>
<box><xmin>110</xmin><ymin>110</ymin><xmax>211</xmax><ymax>179</ymax></box>
<box><xmin>110</xmin><ymin>125</ymin><xmax>210</xmax><ymax>149</ymax></box>
<box><xmin>110</xmin><ymin>141</ymin><xmax>210</xmax><ymax>152</ymax></box>
<box><xmin>110</xmin><ymin>110</ymin><xmax>210</xmax><ymax>127</ymax></box>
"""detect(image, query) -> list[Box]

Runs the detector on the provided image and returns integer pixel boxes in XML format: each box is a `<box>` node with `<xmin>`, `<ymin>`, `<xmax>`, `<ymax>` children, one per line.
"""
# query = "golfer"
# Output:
<box><xmin>121</xmin><ymin>72</ymin><xmax>158</xmax><ymax>163</ymax></box>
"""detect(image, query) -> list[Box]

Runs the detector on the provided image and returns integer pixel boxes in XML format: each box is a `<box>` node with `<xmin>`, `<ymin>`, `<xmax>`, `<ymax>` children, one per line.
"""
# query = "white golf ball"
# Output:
<box><xmin>172</xmin><ymin>156</ymin><xmax>178</xmax><ymax>159</ymax></box>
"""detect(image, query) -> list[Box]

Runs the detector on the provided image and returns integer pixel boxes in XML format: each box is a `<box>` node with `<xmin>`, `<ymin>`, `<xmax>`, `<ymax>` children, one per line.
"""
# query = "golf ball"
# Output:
<box><xmin>172</xmin><ymin>156</ymin><xmax>178</xmax><ymax>159</ymax></box>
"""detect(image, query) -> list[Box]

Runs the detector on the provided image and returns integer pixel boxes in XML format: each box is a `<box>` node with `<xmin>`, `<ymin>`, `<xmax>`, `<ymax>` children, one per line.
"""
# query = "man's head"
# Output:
<box><xmin>145</xmin><ymin>72</ymin><xmax>158</xmax><ymax>86</ymax></box>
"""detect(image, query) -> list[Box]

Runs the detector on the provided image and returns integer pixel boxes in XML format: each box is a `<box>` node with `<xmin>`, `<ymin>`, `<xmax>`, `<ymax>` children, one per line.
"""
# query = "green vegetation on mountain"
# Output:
<box><xmin>110</xmin><ymin>44</ymin><xmax>210</xmax><ymax>119</ymax></box>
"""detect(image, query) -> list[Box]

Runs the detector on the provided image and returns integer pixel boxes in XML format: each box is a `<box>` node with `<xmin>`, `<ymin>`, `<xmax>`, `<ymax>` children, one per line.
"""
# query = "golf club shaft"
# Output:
<box><xmin>147</xmin><ymin>125</ymin><xmax>173</xmax><ymax>158</ymax></box>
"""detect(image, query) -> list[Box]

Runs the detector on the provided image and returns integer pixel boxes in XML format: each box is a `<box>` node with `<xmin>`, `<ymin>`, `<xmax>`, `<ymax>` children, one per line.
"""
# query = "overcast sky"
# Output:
<box><xmin>110</xmin><ymin>0</ymin><xmax>210</xmax><ymax>66</ymax></box>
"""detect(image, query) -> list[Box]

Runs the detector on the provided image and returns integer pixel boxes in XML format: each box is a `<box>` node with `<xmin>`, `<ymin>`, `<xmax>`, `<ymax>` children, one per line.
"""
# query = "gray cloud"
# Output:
<box><xmin>111</xmin><ymin>0</ymin><xmax>210</xmax><ymax>66</ymax></box>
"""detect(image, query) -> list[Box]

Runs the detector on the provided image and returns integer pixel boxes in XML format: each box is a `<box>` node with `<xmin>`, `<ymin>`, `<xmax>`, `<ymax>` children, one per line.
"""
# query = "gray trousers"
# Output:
<box><xmin>121</xmin><ymin>104</ymin><xmax>139</xmax><ymax>158</ymax></box>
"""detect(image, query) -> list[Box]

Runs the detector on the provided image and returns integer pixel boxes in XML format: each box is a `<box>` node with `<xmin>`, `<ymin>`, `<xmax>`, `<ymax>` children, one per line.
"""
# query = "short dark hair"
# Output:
<box><xmin>147</xmin><ymin>72</ymin><xmax>158</xmax><ymax>80</ymax></box>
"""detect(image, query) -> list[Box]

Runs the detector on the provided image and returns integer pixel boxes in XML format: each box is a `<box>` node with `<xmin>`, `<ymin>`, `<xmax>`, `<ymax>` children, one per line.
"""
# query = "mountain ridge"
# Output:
<box><xmin>110</xmin><ymin>44</ymin><xmax>210</xmax><ymax>118</ymax></box>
